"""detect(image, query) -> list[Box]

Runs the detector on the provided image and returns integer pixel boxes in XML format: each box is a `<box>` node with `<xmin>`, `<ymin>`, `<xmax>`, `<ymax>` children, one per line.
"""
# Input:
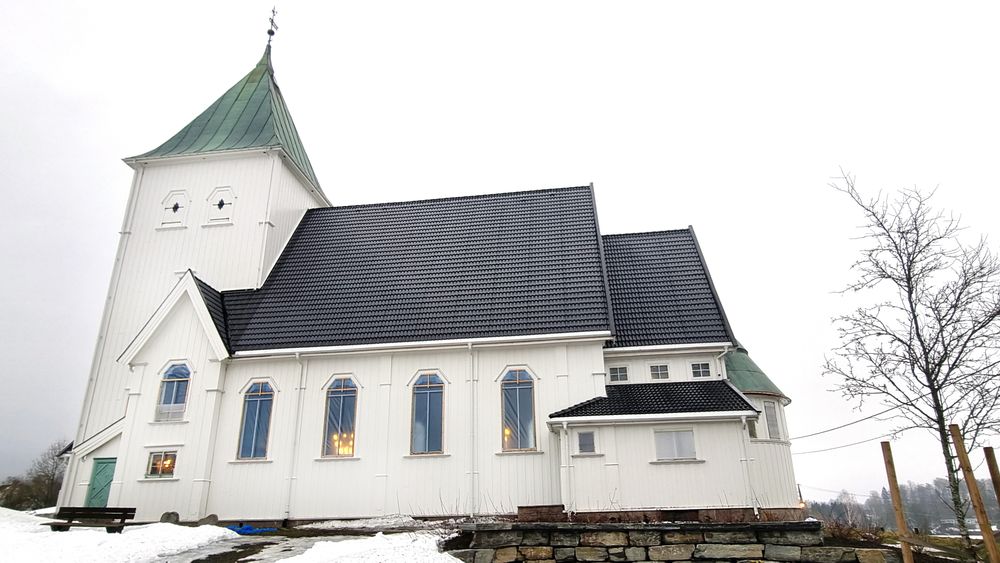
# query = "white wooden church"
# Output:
<box><xmin>58</xmin><ymin>43</ymin><xmax>799</xmax><ymax>523</ymax></box>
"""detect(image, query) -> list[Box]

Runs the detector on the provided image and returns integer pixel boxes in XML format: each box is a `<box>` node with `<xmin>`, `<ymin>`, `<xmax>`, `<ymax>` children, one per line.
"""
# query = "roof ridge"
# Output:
<box><xmin>602</xmin><ymin>228</ymin><xmax>693</xmax><ymax>239</ymax></box>
<box><xmin>307</xmin><ymin>185</ymin><xmax>593</xmax><ymax>214</ymax></box>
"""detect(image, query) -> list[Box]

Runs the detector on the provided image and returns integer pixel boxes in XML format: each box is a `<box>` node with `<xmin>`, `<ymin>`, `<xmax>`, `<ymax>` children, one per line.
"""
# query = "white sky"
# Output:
<box><xmin>2</xmin><ymin>1</ymin><xmax>999</xmax><ymax>502</ymax></box>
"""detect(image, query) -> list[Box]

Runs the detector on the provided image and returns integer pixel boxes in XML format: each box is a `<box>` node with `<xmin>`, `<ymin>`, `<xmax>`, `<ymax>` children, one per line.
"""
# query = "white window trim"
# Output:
<box><xmin>236</xmin><ymin>380</ymin><xmax>276</xmax><ymax>460</ymax></box>
<box><xmin>607</xmin><ymin>365</ymin><xmax>629</xmax><ymax>384</ymax></box>
<box><xmin>690</xmin><ymin>361</ymin><xmax>713</xmax><ymax>378</ymax></box>
<box><xmin>160</xmin><ymin>190</ymin><xmax>191</xmax><ymax>228</ymax></box>
<box><xmin>154</xmin><ymin>362</ymin><xmax>192</xmax><ymax>423</ymax></box>
<box><xmin>499</xmin><ymin>367</ymin><xmax>538</xmax><ymax>452</ymax></box>
<box><xmin>575</xmin><ymin>429</ymin><xmax>599</xmax><ymax>455</ymax></box>
<box><xmin>651</xmin><ymin>427</ymin><xmax>700</xmax><ymax>463</ymax></box>
<box><xmin>204</xmin><ymin>186</ymin><xmax>237</xmax><ymax>226</ymax></box>
<box><xmin>321</xmin><ymin>376</ymin><xmax>360</xmax><ymax>459</ymax></box>
<box><xmin>648</xmin><ymin>362</ymin><xmax>670</xmax><ymax>381</ymax></box>
<box><xmin>409</xmin><ymin>371</ymin><xmax>446</xmax><ymax>455</ymax></box>
<box><xmin>145</xmin><ymin>450</ymin><xmax>178</xmax><ymax>478</ymax></box>
<box><xmin>762</xmin><ymin>400</ymin><xmax>782</xmax><ymax>440</ymax></box>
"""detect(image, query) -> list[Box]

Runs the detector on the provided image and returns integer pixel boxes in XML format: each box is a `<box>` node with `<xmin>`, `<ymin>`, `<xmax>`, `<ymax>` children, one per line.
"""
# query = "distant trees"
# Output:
<box><xmin>825</xmin><ymin>173</ymin><xmax>1000</xmax><ymax>548</ymax></box>
<box><xmin>807</xmin><ymin>479</ymin><xmax>1000</xmax><ymax>534</ymax></box>
<box><xmin>0</xmin><ymin>440</ymin><xmax>69</xmax><ymax>511</ymax></box>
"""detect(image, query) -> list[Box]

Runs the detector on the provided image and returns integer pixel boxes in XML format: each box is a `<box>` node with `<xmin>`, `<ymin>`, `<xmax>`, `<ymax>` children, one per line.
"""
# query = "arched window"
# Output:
<box><xmin>323</xmin><ymin>378</ymin><xmax>357</xmax><ymax>457</ymax></box>
<box><xmin>411</xmin><ymin>374</ymin><xmax>444</xmax><ymax>454</ymax></box>
<box><xmin>238</xmin><ymin>382</ymin><xmax>274</xmax><ymax>459</ymax></box>
<box><xmin>501</xmin><ymin>369</ymin><xmax>535</xmax><ymax>451</ymax></box>
<box><xmin>155</xmin><ymin>364</ymin><xmax>190</xmax><ymax>422</ymax></box>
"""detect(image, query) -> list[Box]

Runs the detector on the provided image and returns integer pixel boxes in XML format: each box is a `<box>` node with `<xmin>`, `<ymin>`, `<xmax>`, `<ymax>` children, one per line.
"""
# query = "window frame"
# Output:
<box><xmin>608</xmin><ymin>366</ymin><xmax>629</xmax><ymax>383</ymax></box>
<box><xmin>410</xmin><ymin>372</ymin><xmax>445</xmax><ymax>455</ymax></box>
<box><xmin>649</xmin><ymin>364</ymin><xmax>670</xmax><ymax>380</ymax></box>
<box><xmin>205</xmin><ymin>186</ymin><xmax>236</xmax><ymax>225</ymax></box>
<box><xmin>576</xmin><ymin>430</ymin><xmax>597</xmax><ymax>455</ymax></box>
<box><xmin>690</xmin><ymin>362</ymin><xmax>712</xmax><ymax>378</ymax></box>
<box><xmin>237</xmin><ymin>381</ymin><xmax>275</xmax><ymax>460</ymax></box>
<box><xmin>146</xmin><ymin>450</ymin><xmax>178</xmax><ymax>478</ymax></box>
<box><xmin>154</xmin><ymin>363</ymin><xmax>191</xmax><ymax>422</ymax></box>
<box><xmin>159</xmin><ymin>190</ymin><xmax>191</xmax><ymax>228</ymax></box>
<box><xmin>500</xmin><ymin>368</ymin><xmax>537</xmax><ymax>452</ymax></box>
<box><xmin>652</xmin><ymin>428</ymin><xmax>698</xmax><ymax>462</ymax></box>
<box><xmin>322</xmin><ymin>377</ymin><xmax>359</xmax><ymax>458</ymax></box>
<box><xmin>762</xmin><ymin>400</ymin><xmax>782</xmax><ymax>440</ymax></box>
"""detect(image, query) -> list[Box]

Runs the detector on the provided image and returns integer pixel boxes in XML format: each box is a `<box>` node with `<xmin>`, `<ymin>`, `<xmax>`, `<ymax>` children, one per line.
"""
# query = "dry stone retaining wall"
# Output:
<box><xmin>447</xmin><ymin>522</ymin><xmax>901</xmax><ymax>563</ymax></box>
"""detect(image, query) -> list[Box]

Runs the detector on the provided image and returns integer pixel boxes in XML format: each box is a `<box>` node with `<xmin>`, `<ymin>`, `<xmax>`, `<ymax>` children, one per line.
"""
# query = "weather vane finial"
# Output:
<box><xmin>267</xmin><ymin>7</ymin><xmax>279</xmax><ymax>44</ymax></box>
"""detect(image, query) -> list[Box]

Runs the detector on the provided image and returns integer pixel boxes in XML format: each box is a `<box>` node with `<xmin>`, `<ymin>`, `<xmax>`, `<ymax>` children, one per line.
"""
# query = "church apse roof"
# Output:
<box><xmin>129</xmin><ymin>45</ymin><xmax>321</xmax><ymax>192</ymax></box>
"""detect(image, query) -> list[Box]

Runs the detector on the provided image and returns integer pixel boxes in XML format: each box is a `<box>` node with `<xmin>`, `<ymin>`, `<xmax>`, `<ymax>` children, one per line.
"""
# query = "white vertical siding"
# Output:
<box><xmin>261</xmin><ymin>156</ymin><xmax>321</xmax><ymax>283</ymax></box>
<box><xmin>602</xmin><ymin>353</ymin><xmax>725</xmax><ymax>386</ymax></box>
<box><xmin>567</xmin><ymin>421</ymin><xmax>752</xmax><ymax>511</ymax></box>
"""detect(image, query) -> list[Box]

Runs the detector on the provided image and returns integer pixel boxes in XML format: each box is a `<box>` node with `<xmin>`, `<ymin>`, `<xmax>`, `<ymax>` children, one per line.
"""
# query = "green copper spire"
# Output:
<box><xmin>725</xmin><ymin>347</ymin><xmax>788</xmax><ymax>401</ymax></box>
<box><xmin>131</xmin><ymin>45</ymin><xmax>321</xmax><ymax>191</ymax></box>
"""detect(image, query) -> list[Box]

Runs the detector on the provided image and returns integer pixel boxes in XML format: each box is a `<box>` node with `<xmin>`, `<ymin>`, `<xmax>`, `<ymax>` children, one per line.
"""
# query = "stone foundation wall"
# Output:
<box><xmin>447</xmin><ymin>522</ymin><xmax>901</xmax><ymax>563</ymax></box>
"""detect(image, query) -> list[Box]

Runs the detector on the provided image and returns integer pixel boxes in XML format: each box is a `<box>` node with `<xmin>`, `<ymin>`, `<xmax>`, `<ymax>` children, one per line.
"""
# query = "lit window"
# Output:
<box><xmin>654</xmin><ymin>430</ymin><xmax>696</xmax><ymax>461</ymax></box>
<box><xmin>691</xmin><ymin>362</ymin><xmax>712</xmax><ymax>378</ymax></box>
<box><xmin>155</xmin><ymin>364</ymin><xmax>190</xmax><ymax>421</ymax></box>
<box><xmin>160</xmin><ymin>190</ymin><xmax>190</xmax><ymax>227</ymax></box>
<box><xmin>501</xmin><ymin>369</ymin><xmax>535</xmax><ymax>451</ymax></box>
<box><xmin>609</xmin><ymin>366</ymin><xmax>628</xmax><ymax>382</ymax></box>
<box><xmin>324</xmin><ymin>379</ymin><xmax>358</xmax><ymax>457</ymax></box>
<box><xmin>238</xmin><ymin>382</ymin><xmax>274</xmax><ymax>459</ymax></box>
<box><xmin>650</xmin><ymin>365</ymin><xmax>669</xmax><ymax>380</ymax></box>
<box><xmin>206</xmin><ymin>187</ymin><xmax>235</xmax><ymax>224</ymax></box>
<box><xmin>763</xmin><ymin>401</ymin><xmax>781</xmax><ymax>440</ymax></box>
<box><xmin>411</xmin><ymin>374</ymin><xmax>444</xmax><ymax>454</ymax></box>
<box><xmin>147</xmin><ymin>451</ymin><xmax>177</xmax><ymax>478</ymax></box>
<box><xmin>578</xmin><ymin>431</ymin><xmax>596</xmax><ymax>454</ymax></box>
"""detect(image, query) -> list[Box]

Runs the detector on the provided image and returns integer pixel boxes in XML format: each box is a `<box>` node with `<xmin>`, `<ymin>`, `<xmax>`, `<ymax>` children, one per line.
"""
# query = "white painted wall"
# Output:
<box><xmin>602</xmin><ymin>351</ymin><xmax>726</xmax><ymax>386</ymax></box>
<box><xmin>64</xmin><ymin>150</ymin><xmax>322</xmax><ymax>510</ymax></box>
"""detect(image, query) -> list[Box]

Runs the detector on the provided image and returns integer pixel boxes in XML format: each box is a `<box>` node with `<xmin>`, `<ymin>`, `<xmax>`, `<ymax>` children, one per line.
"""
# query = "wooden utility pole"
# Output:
<box><xmin>881</xmin><ymin>441</ymin><xmax>915</xmax><ymax>563</ymax></box>
<box><xmin>949</xmin><ymin>425</ymin><xmax>1000</xmax><ymax>563</ymax></box>
<box><xmin>986</xmin><ymin>447</ymin><xmax>1000</xmax><ymax>514</ymax></box>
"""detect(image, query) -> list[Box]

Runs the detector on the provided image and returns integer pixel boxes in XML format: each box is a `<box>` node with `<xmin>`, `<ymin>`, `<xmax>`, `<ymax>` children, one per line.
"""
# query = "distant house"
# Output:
<box><xmin>59</xmin><ymin>44</ymin><xmax>798</xmax><ymax>523</ymax></box>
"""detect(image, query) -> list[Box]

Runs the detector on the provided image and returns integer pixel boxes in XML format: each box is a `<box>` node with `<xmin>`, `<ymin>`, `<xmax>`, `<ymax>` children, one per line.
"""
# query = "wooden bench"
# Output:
<box><xmin>43</xmin><ymin>507</ymin><xmax>137</xmax><ymax>533</ymax></box>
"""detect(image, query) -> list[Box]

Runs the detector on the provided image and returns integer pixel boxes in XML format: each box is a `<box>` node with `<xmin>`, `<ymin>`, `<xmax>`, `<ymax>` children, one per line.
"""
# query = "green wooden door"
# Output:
<box><xmin>84</xmin><ymin>458</ymin><xmax>116</xmax><ymax>508</ymax></box>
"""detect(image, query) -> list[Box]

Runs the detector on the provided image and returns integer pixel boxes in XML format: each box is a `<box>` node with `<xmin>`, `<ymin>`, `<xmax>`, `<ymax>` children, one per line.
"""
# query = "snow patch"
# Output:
<box><xmin>0</xmin><ymin>507</ymin><xmax>240</xmax><ymax>563</ymax></box>
<box><xmin>299</xmin><ymin>514</ymin><xmax>427</xmax><ymax>530</ymax></box>
<box><xmin>279</xmin><ymin>532</ymin><xmax>459</xmax><ymax>562</ymax></box>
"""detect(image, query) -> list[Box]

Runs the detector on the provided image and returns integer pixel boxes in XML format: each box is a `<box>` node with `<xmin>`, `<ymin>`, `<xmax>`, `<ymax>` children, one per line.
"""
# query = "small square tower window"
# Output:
<box><xmin>578</xmin><ymin>431</ymin><xmax>596</xmax><ymax>454</ymax></box>
<box><xmin>206</xmin><ymin>187</ymin><xmax>236</xmax><ymax>224</ymax></box>
<box><xmin>691</xmin><ymin>362</ymin><xmax>712</xmax><ymax>378</ymax></box>
<box><xmin>160</xmin><ymin>190</ymin><xmax>190</xmax><ymax>227</ymax></box>
<box><xmin>608</xmin><ymin>367</ymin><xmax>628</xmax><ymax>382</ymax></box>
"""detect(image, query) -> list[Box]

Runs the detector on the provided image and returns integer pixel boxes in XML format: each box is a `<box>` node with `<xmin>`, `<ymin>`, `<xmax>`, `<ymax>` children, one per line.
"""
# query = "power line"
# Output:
<box><xmin>792</xmin><ymin>433</ymin><xmax>897</xmax><ymax>455</ymax></box>
<box><xmin>789</xmin><ymin>390</ymin><xmax>934</xmax><ymax>440</ymax></box>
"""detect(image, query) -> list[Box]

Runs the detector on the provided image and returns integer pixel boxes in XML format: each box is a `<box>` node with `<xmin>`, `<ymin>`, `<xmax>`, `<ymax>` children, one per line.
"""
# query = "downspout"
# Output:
<box><xmin>560</xmin><ymin>421</ymin><xmax>572</xmax><ymax>513</ymax></box>
<box><xmin>468</xmin><ymin>342</ymin><xmax>478</xmax><ymax>517</ymax></box>
<box><xmin>198</xmin><ymin>358</ymin><xmax>228</xmax><ymax>518</ymax></box>
<box><xmin>284</xmin><ymin>353</ymin><xmax>307</xmax><ymax>522</ymax></box>
<box><xmin>715</xmin><ymin>345</ymin><xmax>731</xmax><ymax>378</ymax></box>
<box><xmin>739</xmin><ymin>415</ymin><xmax>759</xmax><ymax>517</ymax></box>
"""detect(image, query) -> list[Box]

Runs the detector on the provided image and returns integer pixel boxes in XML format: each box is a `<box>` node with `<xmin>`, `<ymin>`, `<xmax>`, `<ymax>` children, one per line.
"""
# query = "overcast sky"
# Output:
<box><xmin>2</xmin><ymin>1</ymin><xmax>999</xmax><ymax>502</ymax></box>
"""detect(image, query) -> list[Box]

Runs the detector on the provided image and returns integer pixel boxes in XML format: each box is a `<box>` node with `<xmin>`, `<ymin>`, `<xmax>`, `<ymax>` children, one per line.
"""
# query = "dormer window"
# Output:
<box><xmin>160</xmin><ymin>190</ymin><xmax>190</xmax><ymax>228</ymax></box>
<box><xmin>205</xmin><ymin>187</ymin><xmax>236</xmax><ymax>225</ymax></box>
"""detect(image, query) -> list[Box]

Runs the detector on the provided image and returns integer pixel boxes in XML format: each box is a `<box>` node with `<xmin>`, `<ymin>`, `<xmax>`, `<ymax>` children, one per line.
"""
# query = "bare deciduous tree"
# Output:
<box><xmin>824</xmin><ymin>171</ymin><xmax>1000</xmax><ymax>550</ymax></box>
<box><xmin>0</xmin><ymin>440</ymin><xmax>68</xmax><ymax>511</ymax></box>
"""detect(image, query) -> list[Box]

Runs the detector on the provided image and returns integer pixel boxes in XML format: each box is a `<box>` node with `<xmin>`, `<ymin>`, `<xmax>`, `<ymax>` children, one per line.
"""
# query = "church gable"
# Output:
<box><xmin>117</xmin><ymin>271</ymin><xmax>230</xmax><ymax>365</ymax></box>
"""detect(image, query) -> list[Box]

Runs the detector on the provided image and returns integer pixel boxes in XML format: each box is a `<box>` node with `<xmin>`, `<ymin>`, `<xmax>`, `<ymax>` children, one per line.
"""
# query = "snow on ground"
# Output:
<box><xmin>0</xmin><ymin>506</ymin><xmax>240</xmax><ymax>563</ymax></box>
<box><xmin>279</xmin><ymin>532</ymin><xmax>459</xmax><ymax>562</ymax></box>
<box><xmin>299</xmin><ymin>514</ymin><xmax>429</xmax><ymax>530</ymax></box>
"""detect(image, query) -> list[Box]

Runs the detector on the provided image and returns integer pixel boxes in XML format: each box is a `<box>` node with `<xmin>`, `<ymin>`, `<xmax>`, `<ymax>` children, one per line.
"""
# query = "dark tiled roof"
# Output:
<box><xmin>192</xmin><ymin>274</ymin><xmax>230</xmax><ymax>352</ymax></box>
<box><xmin>602</xmin><ymin>229</ymin><xmax>735</xmax><ymax>348</ymax></box>
<box><xmin>549</xmin><ymin>381</ymin><xmax>755</xmax><ymax>418</ymax></box>
<box><xmin>222</xmin><ymin>186</ymin><xmax>613</xmax><ymax>351</ymax></box>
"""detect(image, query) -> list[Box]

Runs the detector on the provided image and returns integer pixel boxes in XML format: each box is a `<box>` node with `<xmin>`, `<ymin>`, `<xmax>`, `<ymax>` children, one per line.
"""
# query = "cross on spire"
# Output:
<box><xmin>267</xmin><ymin>7</ymin><xmax>279</xmax><ymax>44</ymax></box>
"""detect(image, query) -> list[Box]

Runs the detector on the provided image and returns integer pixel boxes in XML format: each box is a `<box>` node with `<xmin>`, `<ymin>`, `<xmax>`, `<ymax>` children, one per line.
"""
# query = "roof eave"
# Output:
<box><xmin>547</xmin><ymin>410</ymin><xmax>759</xmax><ymax>426</ymax></box>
